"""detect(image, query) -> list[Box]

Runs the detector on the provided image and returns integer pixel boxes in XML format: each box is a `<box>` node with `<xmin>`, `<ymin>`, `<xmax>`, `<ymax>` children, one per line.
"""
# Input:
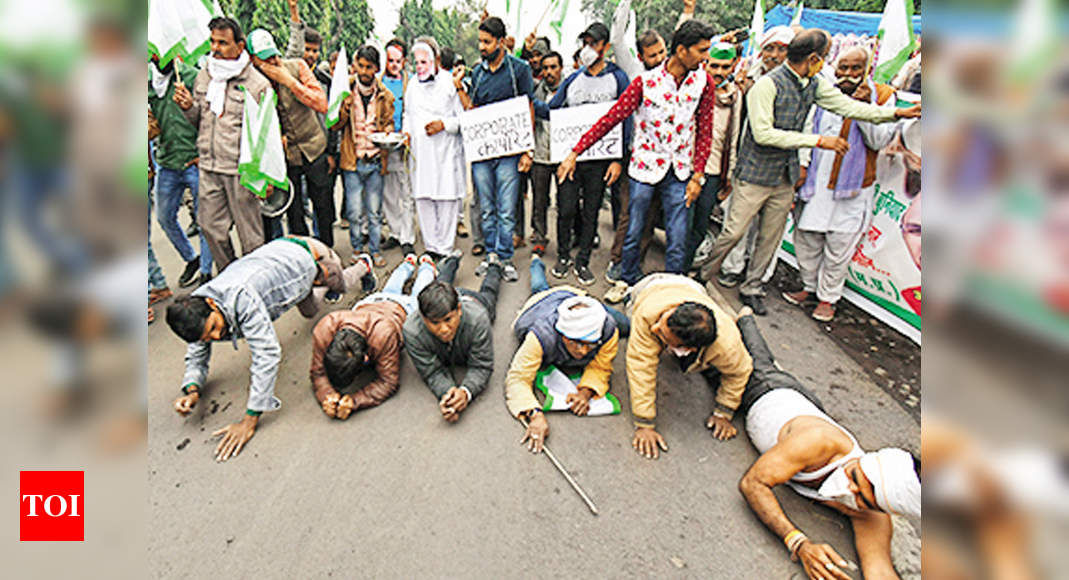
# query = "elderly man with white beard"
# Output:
<box><xmin>403</xmin><ymin>36</ymin><xmax>466</xmax><ymax>259</ymax></box>
<box><xmin>781</xmin><ymin>46</ymin><xmax>899</xmax><ymax>322</ymax></box>
<box><xmin>734</xmin><ymin>308</ymin><xmax>920</xmax><ymax>580</ymax></box>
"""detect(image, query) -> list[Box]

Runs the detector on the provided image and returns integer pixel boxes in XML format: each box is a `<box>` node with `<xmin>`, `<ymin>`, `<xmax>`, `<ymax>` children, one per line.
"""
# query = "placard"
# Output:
<box><xmin>550</xmin><ymin>102</ymin><xmax>622</xmax><ymax>163</ymax></box>
<box><xmin>459</xmin><ymin>96</ymin><xmax>534</xmax><ymax>162</ymax></box>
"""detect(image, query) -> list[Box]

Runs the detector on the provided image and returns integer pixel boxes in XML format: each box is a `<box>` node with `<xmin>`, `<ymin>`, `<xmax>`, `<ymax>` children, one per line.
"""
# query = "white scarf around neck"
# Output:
<box><xmin>206</xmin><ymin>51</ymin><xmax>249</xmax><ymax>117</ymax></box>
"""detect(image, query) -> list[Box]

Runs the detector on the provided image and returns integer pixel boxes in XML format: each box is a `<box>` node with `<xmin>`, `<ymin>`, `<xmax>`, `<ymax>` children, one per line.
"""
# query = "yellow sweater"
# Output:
<box><xmin>505</xmin><ymin>285</ymin><xmax>619</xmax><ymax>418</ymax></box>
<box><xmin>626</xmin><ymin>275</ymin><xmax>753</xmax><ymax>429</ymax></box>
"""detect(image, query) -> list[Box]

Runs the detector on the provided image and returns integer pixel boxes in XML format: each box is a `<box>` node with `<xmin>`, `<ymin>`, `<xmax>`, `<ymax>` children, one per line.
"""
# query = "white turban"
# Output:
<box><xmin>555</xmin><ymin>296</ymin><xmax>606</xmax><ymax>342</ymax></box>
<box><xmin>761</xmin><ymin>26</ymin><xmax>795</xmax><ymax>49</ymax></box>
<box><xmin>860</xmin><ymin>448</ymin><xmax>921</xmax><ymax>518</ymax></box>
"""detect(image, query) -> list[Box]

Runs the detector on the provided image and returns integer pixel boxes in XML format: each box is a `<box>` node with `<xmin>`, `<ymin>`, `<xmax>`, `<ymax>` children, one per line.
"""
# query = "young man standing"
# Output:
<box><xmin>381</xmin><ymin>38</ymin><xmax>416</xmax><ymax>256</ymax></box>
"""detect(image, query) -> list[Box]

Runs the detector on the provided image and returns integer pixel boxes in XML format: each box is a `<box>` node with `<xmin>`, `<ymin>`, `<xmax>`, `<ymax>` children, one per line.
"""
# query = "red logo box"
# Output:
<box><xmin>19</xmin><ymin>471</ymin><xmax>84</xmax><ymax>541</ymax></box>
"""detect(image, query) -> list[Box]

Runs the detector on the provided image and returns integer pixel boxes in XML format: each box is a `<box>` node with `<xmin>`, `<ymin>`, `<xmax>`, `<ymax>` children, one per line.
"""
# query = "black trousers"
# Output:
<box><xmin>557</xmin><ymin>159</ymin><xmax>609</xmax><ymax>266</ymax></box>
<box><xmin>529</xmin><ymin>162</ymin><xmax>557</xmax><ymax>244</ymax></box>
<box><xmin>284</xmin><ymin>151</ymin><xmax>336</xmax><ymax>247</ymax></box>
<box><xmin>437</xmin><ymin>254</ymin><xmax>503</xmax><ymax>324</ymax></box>
<box><xmin>736</xmin><ymin>314</ymin><xmax>826</xmax><ymax>416</ymax></box>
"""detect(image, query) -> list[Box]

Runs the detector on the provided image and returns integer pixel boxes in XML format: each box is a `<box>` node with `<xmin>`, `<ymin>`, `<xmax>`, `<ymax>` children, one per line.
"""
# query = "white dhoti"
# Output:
<box><xmin>416</xmin><ymin>199</ymin><xmax>460</xmax><ymax>255</ymax></box>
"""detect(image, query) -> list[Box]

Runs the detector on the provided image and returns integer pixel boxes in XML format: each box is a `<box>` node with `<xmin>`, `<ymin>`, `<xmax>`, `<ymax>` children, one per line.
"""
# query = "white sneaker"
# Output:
<box><xmin>604</xmin><ymin>281</ymin><xmax>630</xmax><ymax>304</ymax></box>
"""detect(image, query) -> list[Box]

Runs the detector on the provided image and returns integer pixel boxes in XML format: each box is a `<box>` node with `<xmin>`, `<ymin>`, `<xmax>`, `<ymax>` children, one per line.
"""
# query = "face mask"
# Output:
<box><xmin>415</xmin><ymin>59</ymin><xmax>435</xmax><ymax>81</ymax></box>
<box><xmin>579</xmin><ymin>45</ymin><xmax>599</xmax><ymax>68</ymax></box>
<box><xmin>485</xmin><ymin>47</ymin><xmax>502</xmax><ymax>63</ymax></box>
<box><xmin>817</xmin><ymin>466</ymin><xmax>859</xmax><ymax>510</ymax></box>
<box><xmin>808</xmin><ymin>56</ymin><xmax>825</xmax><ymax>78</ymax></box>
<box><xmin>669</xmin><ymin>346</ymin><xmax>696</xmax><ymax>358</ymax></box>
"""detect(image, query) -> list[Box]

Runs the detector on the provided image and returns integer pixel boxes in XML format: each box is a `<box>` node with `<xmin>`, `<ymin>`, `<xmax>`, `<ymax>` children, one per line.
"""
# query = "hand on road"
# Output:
<box><xmin>566</xmin><ymin>387</ymin><xmax>596</xmax><ymax>416</ymax></box>
<box><xmin>440</xmin><ymin>387</ymin><xmax>469</xmax><ymax>422</ymax></box>
<box><xmin>212</xmin><ymin>414</ymin><xmax>258</xmax><ymax>462</ymax></box>
<box><xmin>632</xmin><ymin>427</ymin><xmax>668</xmax><ymax>459</ymax></box>
<box><xmin>321</xmin><ymin>390</ymin><xmax>340</xmax><ymax>418</ymax></box>
<box><xmin>174</xmin><ymin>392</ymin><xmax>199</xmax><ymax>415</ymax></box>
<box><xmin>796</xmin><ymin>540</ymin><xmax>852</xmax><ymax>580</ymax></box>
<box><xmin>520</xmin><ymin>412</ymin><xmax>549</xmax><ymax>453</ymax></box>
<box><xmin>705</xmin><ymin>414</ymin><xmax>738</xmax><ymax>440</ymax></box>
<box><xmin>336</xmin><ymin>394</ymin><xmax>355</xmax><ymax>420</ymax></box>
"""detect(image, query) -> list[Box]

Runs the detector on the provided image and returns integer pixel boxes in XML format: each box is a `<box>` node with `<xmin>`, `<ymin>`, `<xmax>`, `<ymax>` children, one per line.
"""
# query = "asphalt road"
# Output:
<box><xmin>147</xmin><ymin>190</ymin><xmax>919</xmax><ymax>578</ymax></box>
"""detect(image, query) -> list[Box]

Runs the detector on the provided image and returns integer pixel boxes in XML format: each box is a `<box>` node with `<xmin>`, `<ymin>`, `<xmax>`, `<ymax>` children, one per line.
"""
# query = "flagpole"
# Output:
<box><xmin>520</xmin><ymin>418</ymin><xmax>599</xmax><ymax>516</ymax></box>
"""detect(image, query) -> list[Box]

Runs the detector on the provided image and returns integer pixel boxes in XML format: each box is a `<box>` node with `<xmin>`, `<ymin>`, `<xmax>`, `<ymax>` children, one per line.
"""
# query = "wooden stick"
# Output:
<box><xmin>521</xmin><ymin>418</ymin><xmax>599</xmax><ymax>515</ymax></box>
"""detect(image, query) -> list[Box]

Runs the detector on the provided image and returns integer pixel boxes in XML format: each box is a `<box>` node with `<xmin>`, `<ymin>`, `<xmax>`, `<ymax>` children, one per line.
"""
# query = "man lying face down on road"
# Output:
<box><xmin>734</xmin><ymin>308</ymin><xmax>921</xmax><ymax>580</ymax></box>
<box><xmin>625</xmin><ymin>273</ymin><xmax>753</xmax><ymax>459</ymax></box>
<box><xmin>505</xmin><ymin>253</ymin><xmax>631</xmax><ymax>453</ymax></box>
<box><xmin>311</xmin><ymin>254</ymin><xmax>437</xmax><ymax>420</ymax></box>
<box><xmin>403</xmin><ymin>252</ymin><xmax>502</xmax><ymax>423</ymax></box>
<box><xmin>166</xmin><ymin>237</ymin><xmax>374</xmax><ymax>461</ymax></box>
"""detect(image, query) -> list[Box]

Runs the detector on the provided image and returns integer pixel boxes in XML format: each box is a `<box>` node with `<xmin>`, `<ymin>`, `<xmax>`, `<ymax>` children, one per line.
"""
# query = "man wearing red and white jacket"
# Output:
<box><xmin>557</xmin><ymin>20</ymin><xmax>718</xmax><ymax>304</ymax></box>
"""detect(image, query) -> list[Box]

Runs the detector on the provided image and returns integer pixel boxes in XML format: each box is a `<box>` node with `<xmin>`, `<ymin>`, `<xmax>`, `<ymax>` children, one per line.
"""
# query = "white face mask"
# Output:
<box><xmin>817</xmin><ymin>466</ymin><xmax>859</xmax><ymax>510</ymax></box>
<box><xmin>579</xmin><ymin>45</ymin><xmax>600</xmax><ymax>68</ymax></box>
<box><xmin>669</xmin><ymin>345</ymin><xmax>696</xmax><ymax>358</ymax></box>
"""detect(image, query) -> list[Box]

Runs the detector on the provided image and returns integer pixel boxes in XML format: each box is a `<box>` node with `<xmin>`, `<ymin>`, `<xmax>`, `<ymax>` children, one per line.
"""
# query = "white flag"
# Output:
<box><xmin>239</xmin><ymin>88</ymin><xmax>290</xmax><ymax>199</ymax></box>
<box><xmin>873</xmin><ymin>0</ymin><xmax>917</xmax><ymax>84</ymax></box>
<box><xmin>148</xmin><ymin>0</ymin><xmax>220</xmax><ymax>66</ymax></box>
<box><xmin>325</xmin><ymin>45</ymin><xmax>351</xmax><ymax>129</ymax></box>
<box><xmin>790</xmin><ymin>1</ymin><xmax>804</xmax><ymax>26</ymax></box>
<box><xmin>747</xmin><ymin>0</ymin><xmax>765</xmax><ymax>57</ymax></box>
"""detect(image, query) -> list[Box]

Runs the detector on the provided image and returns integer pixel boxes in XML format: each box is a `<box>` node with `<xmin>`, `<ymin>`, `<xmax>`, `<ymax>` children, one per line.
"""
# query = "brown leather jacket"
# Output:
<box><xmin>309</xmin><ymin>302</ymin><xmax>407</xmax><ymax>409</ymax></box>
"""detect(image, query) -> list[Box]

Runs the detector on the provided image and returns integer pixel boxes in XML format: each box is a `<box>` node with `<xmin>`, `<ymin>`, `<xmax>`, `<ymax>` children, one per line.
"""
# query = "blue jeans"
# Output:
<box><xmin>16</xmin><ymin>166</ymin><xmax>86</xmax><ymax>274</ymax></box>
<box><xmin>621</xmin><ymin>174</ymin><xmax>689</xmax><ymax>285</ymax></box>
<box><xmin>148</xmin><ymin>191</ymin><xmax>167</xmax><ymax>292</ymax></box>
<box><xmin>155</xmin><ymin>165</ymin><xmax>213</xmax><ymax>274</ymax></box>
<box><xmin>530</xmin><ymin>258</ymin><xmax>630</xmax><ymax>337</ymax></box>
<box><xmin>471</xmin><ymin>154</ymin><xmax>521</xmax><ymax>261</ymax></box>
<box><xmin>342</xmin><ymin>159</ymin><xmax>384</xmax><ymax>254</ymax></box>
<box><xmin>381</xmin><ymin>259</ymin><xmax>436</xmax><ymax>314</ymax></box>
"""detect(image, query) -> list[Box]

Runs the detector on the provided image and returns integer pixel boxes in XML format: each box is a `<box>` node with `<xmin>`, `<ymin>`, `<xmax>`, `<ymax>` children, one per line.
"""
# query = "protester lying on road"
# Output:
<box><xmin>311</xmin><ymin>254</ymin><xmax>437</xmax><ymax>420</ymax></box>
<box><xmin>506</xmin><ymin>252</ymin><xmax>630</xmax><ymax>453</ymax></box>
<box><xmin>166</xmin><ymin>237</ymin><xmax>373</xmax><ymax>462</ymax></box>
<box><xmin>735</xmin><ymin>307</ymin><xmax>920</xmax><ymax>580</ymax></box>
<box><xmin>625</xmin><ymin>273</ymin><xmax>753</xmax><ymax>459</ymax></box>
<box><xmin>403</xmin><ymin>251</ymin><xmax>502</xmax><ymax>423</ymax></box>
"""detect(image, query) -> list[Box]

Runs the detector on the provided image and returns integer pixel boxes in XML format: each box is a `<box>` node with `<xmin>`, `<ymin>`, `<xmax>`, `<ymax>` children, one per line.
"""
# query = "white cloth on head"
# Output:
<box><xmin>860</xmin><ymin>448</ymin><xmax>922</xmax><ymax>518</ymax></box>
<box><xmin>150</xmin><ymin>65</ymin><xmax>172</xmax><ymax>98</ymax></box>
<box><xmin>206</xmin><ymin>51</ymin><xmax>250</xmax><ymax>117</ymax></box>
<box><xmin>761</xmin><ymin>25</ymin><xmax>795</xmax><ymax>49</ymax></box>
<box><xmin>555</xmin><ymin>296</ymin><xmax>606</xmax><ymax>342</ymax></box>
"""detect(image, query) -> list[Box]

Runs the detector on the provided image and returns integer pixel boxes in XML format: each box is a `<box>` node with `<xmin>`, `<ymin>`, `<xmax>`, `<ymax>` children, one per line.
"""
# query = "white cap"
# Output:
<box><xmin>761</xmin><ymin>25</ymin><xmax>795</xmax><ymax>49</ymax></box>
<box><xmin>554</xmin><ymin>296</ymin><xmax>606</xmax><ymax>342</ymax></box>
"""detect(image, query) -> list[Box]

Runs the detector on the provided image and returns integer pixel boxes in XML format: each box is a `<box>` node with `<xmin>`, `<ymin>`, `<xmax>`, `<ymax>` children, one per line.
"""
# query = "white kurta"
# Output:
<box><xmin>797</xmin><ymin>104</ymin><xmax>898</xmax><ymax>234</ymax></box>
<box><xmin>403</xmin><ymin>73</ymin><xmax>466</xmax><ymax>201</ymax></box>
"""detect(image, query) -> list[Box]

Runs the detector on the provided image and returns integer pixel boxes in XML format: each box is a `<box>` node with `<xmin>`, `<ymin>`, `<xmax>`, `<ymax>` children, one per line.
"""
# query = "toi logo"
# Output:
<box><xmin>19</xmin><ymin>471</ymin><xmax>84</xmax><ymax>541</ymax></box>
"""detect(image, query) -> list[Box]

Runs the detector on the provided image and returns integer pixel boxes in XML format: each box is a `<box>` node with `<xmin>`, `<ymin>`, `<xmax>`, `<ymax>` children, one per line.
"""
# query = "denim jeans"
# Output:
<box><xmin>471</xmin><ymin>154</ymin><xmax>521</xmax><ymax>261</ymax></box>
<box><xmin>16</xmin><ymin>166</ymin><xmax>86</xmax><ymax>274</ymax></box>
<box><xmin>529</xmin><ymin>258</ymin><xmax>630</xmax><ymax>337</ymax></box>
<box><xmin>621</xmin><ymin>174</ymin><xmax>689</xmax><ymax>285</ymax></box>
<box><xmin>148</xmin><ymin>191</ymin><xmax>167</xmax><ymax>292</ymax></box>
<box><xmin>342</xmin><ymin>158</ymin><xmax>384</xmax><ymax>254</ymax></box>
<box><xmin>378</xmin><ymin>259</ymin><xmax>436</xmax><ymax>315</ymax></box>
<box><xmin>155</xmin><ymin>165</ymin><xmax>213</xmax><ymax>274</ymax></box>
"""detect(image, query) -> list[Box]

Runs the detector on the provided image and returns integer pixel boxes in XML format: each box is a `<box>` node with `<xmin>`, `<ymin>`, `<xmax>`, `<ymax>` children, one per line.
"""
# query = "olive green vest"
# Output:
<box><xmin>278</xmin><ymin>59</ymin><xmax>327</xmax><ymax>166</ymax></box>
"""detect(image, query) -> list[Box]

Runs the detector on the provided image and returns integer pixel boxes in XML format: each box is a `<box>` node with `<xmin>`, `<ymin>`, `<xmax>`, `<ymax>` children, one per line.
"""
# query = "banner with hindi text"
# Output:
<box><xmin>459</xmin><ymin>96</ymin><xmax>534</xmax><ymax>163</ymax></box>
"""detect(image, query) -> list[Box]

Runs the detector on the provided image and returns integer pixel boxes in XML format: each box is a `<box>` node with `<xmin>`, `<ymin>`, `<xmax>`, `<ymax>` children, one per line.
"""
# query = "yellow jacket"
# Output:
<box><xmin>626</xmin><ymin>274</ymin><xmax>752</xmax><ymax>429</ymax></box>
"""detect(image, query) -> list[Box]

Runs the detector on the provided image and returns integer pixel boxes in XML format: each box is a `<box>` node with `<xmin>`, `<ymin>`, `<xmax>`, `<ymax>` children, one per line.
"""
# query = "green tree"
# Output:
<box><xmin>216</xmin><ymin>0</ymin><xmax>373</xmax><ymax>57</ymax></box>
<box><xmin>394</xmin><ymin>0</ymin><xmax>478</xmax><ymax>62</ymax></box>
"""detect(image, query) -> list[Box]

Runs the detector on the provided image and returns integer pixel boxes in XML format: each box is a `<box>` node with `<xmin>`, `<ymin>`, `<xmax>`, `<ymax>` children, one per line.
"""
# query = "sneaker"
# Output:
<box><xmin>178</xmin><ymin>258</ymin><xmax>201</xmax><ymax>288</ymax></box>
<box><xmin>472</xmin><ymin>244</ymin><xmax>486</xmax><ymax>256</ymax></box>
<box><xmin>740</xmin><ymin>294</ymin><xmax>768</xmax><ymax>316</ymax></box>
<box><xmin>574</xmin><ymin>263</ymin><xmax>595</xmax><ymax>286</ymax></box>
<box><xmin>735</xmin><ymin>305</ymin><xmax>753</xmax><ymax>321</ymax></box>
<box><xmin>401</xmin><ymin>243</ymin><xmax>415</xmax><ymax>256</ymax></box>
<box><xmin>781</xmin><ymin>290</ymin><xmax>811</xmax><ymax>306</ymax></box>
<box><xmin>604</xmin><ymin>281</ymin><xmax>630</xmax><ymax>304</ymax></box>
<box><xmin>551</xmin><ymin>256</ymin><xmax>572</xmax><ymax>279</ymax></box>
<box><xmin>474</xmin><ymin>259</ymin><xmax>489</xmax><ymax>278</ymax></box>
<box><xmin>324</xmin><ymin>290</ymin><xmax>342</xmax><ymax>304</ymax></box>
<box><xmin>447</xmin><ymin>248</ymin><xmax>464</xmax><ymax>260</ymax></box>
<box><xmin>716</xmin><ymin>271</ymin><xmax>744</xmax><ymax>288</ymax></box>
<box><xmin>457</xmin><ymin>222</ymin><xmax>469</xmax><ymax>238</ymax></box>
<box><xmin>351</xmin><ymin>252</ymin><xmax>373</xmax><ymax>270</ymax></box>
<box><xmin>419</xmin><ymin>253</ymin><xmax>438</xmax><ymax>277</ymax></box>
<box><xmin>592</xmin><ymin>233</ymin><xmax>601</xmax><ymax>248</ymax></box>
<box><xmin>372</xmin><ymin>253</ymin><xmax>387</xmax><ymax>268</ymax></box>
<box><xmin>148</xmin><ymin>287</ymin><xmax>173</xmax><ymax>306</ymax></box>
<box><xmin>382</xmin><ymin>237</ymin><xmax>400</xmax><ymax>250</ymax></box>
<box><xmin>605</xmin><ymin>260</ymin><xmax>622</xmax><ymax>284</ymax></box>
<box><xmin>403</xmin><ymin>253</ymin><xmax>418</xmax><ymax>268</ymax></box>
<box><xmin>502</xmin><ymin>261</ymin><xmax>519</xmax><ymax>282</ymax></box>
<box><xmin>196</xmin><ymin>272</ymin><xmax>213</xmax><ymax>286</ymax></box>
<box><xmin>531</xmin><ymin>243</ymin><xmax>546</xmax><ymax>257</ymax></box>
<box><xmin>812</xmin><ymin>301</ymin><xmax>836</xmax><ymax>322</ymax></box>
<box><xmin>337</xmin><ymin>219</ymin><xmax>350</xmax><ymax>230</ymax></box>
<box><xmin>185</xmin><ymin>222</ymin><xmax>199</xmax><ymax>237</ymax></box>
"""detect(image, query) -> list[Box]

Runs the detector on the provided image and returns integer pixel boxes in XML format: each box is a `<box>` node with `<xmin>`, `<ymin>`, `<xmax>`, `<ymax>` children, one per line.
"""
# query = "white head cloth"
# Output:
<box><xmin>860</xmin><ymin>448</ymin><xmax>921</xmax><ymax>518</ymax></box>
<box><xmin>555</xmin><ymin>296</ymin><xmax>606</xmax><ymax>342</ymax></box>
<box><xmin>761</xmin><ymin>26</ymin><xmax>795</xmax><ymax>49</ymax></box>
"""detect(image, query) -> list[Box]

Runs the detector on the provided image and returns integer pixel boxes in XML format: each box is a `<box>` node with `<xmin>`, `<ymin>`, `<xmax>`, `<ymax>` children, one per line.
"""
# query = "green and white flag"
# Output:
<box><xmin>325</xmin><ymin>44</ymin><xmax>350</xmax><ymax>129</ymax></box>
<box><xmin>873</xmin><ymin>0</ymin><xmax>917</xmax><ymax>84</ymax></box>
<box><xmin>1007</xmin><ymin>0</ymin><xmax>1057</xmax><ymax>84</ymax></box>
<box><xmin>148</xmin><ymin>0</ymin><xmax>221</xmax><ymax>66</ymax></box>
<box><xmin>747</xmin><ymin>0</ymin><xmax>765</xmax><ymax>56</ymax></box>
<box><xmin>790</xmin><ymin>1</ymin><xmax>804</xmax><ymax>26</ymax></box>
<box><xmin>238</xmin><ymin>88</ymin><xmax>289</xmax><ymax>199</ymax></box>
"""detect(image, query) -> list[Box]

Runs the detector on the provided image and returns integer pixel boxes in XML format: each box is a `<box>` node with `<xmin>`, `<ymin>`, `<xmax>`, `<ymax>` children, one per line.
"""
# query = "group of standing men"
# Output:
<box><xmin>151</xmin><ymin>2</ymin><xmax>922</xmax><ymax>578</ymax></box>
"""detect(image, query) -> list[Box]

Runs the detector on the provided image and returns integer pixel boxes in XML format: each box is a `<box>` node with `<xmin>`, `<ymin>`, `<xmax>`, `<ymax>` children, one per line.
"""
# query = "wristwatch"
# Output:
<box><xmin>693</xmin><ymin>173</ymin><xmax>707</xmax><ymax>186</ymax></box>
<box><xmin>523</xmin><ymin>408</ymin><xmax>544</xmax><ymax>421</ymax></box>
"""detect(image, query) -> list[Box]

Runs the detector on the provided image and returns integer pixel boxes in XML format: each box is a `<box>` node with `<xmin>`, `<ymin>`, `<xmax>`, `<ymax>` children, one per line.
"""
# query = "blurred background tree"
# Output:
<box><xmin>217</xmin><ymin>0</ymin><xmax>373</xmax><ymax>55</ymax></box>
<box><xmin>394</xmin><ymin>0</ymin><xmax>481</xmax><ymax>65</ymax></box>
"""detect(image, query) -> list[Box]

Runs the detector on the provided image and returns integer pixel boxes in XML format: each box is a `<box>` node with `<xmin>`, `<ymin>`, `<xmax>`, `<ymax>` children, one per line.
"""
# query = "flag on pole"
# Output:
<box><xmin>1007</xmin><ymin>0</ymin><xmax>1057</xmax><ymax>84</ymax></box>
<box><xmin>790</xmin><ymin>1</ymin><xmax>804</xmax><ymax>26</ymax></box>
<box><xmin>873</xmin><ymin>0</ymin><xmax>918</xmax><ymax>84</ymax></box>
<box><xmin>148</xmin><ymin>0</ymin><xmax>221</xmax><ymax>67</ymax></box>
<box><xmin>747</xmin><ymin>0</ymin><xmax>766</xmax><ymax>57</ymax></box>
<box><xmin>325</xmin><ymin>45</ymin><xmax>350</xmax><ymax>129</ymax></box>
<box><xmin>238</xmin><ymin>88</ymin><xmax>290</xmax><ymax>199</ymax></box>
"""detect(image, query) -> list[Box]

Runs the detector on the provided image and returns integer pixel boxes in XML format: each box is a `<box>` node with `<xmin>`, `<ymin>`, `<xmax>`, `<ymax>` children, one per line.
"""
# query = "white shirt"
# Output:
<box><xmin>403</xmin><ymin>73</ymin><xmax>466</xmax><ymax>201</ymax></box>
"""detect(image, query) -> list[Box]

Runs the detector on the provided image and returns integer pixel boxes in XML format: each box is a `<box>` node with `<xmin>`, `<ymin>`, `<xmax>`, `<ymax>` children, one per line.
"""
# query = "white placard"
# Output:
<box><xmin>550</xmin><ymin>102</ymin><xmax>622</xmax><ymax>163</ymax></box>
<box><xmin>459</xmin><ymin>96</ymin><xmax>534</xmax><ymax>162</ymax></box>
